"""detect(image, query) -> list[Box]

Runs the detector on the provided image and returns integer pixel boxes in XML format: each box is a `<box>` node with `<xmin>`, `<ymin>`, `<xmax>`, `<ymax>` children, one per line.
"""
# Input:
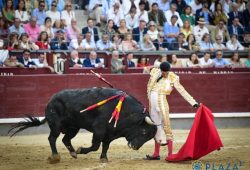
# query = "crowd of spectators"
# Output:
<box><xmin>0</xmin><ymin>0</ymin><xmax>250</xmax><ymax>71</ymax></box>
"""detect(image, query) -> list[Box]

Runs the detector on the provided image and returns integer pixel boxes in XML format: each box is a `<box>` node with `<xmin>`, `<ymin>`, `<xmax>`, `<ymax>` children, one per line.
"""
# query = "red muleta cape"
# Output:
<box><xmin>167</xmin><ymin>104</ymin><xmax>223</xmax><ymax>162</ymax></box>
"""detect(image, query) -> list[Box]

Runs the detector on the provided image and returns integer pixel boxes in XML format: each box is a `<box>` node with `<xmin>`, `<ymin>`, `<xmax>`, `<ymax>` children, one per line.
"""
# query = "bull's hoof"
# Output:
<box><xmin>47</xmin><ymin>154</ymin><xmax>60</xmax><ymax>164</ymax></box>
<box><xmin>70</xmin><ymin>152</ymin><xmax>77</xmax><ymax>159</ymax></box>
<box><xmin>76</xmin><ymin>147</ymin><xmax>82</xmax><ymax>154</ymax></box>
<box><xmin>100</xmin><ymin>158</ymin><xmax>108</xmax><ymax>163</ymax></box>
<box><xmin>76</xmin><ymin>147</ymin><xmax>89</xmax><ymax>154</ymax></box>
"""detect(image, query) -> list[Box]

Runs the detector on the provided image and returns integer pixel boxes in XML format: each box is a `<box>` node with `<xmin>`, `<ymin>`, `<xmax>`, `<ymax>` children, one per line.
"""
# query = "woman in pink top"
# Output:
<box><xmin>120</xmin><ymin>33</ymin><xmax>139</xmax><ymax>51</ymax></box>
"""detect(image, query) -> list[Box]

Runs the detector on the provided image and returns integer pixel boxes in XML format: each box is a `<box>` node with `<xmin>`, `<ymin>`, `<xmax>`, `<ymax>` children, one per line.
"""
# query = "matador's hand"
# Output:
<box><xmin>193</xmin><ymin>103</ymin><xmax>200</xmax><ymax>108</ymax></box>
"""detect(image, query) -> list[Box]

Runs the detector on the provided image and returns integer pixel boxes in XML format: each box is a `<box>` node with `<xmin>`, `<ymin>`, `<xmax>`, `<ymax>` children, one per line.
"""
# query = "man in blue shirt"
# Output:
<box><xmin>46</xmin><ymin>0</ymin><xmax>65</xmax><ymax>12</ymax></box>
<box><xmin>163</xmin><ymin>15</ymin><xmax>180</xmax><ymax>43</ymax></box>
<box><xmin>32</xmin><ymin>1</ymin><xmax>47</xmax><ymax>26</ymax></box>
<box><xmin>213</xmin><ymin>50</ymin><xmax>231</xmax><ymax>68</ymax></box>
<box><xmin>9</xmin><ymin>18</ymin><xmax>25</xmax><ymax>35</ymax></box>
<box><xmin>96</xmin><ymin>34</ymin><xmax>113</xmax><ymax>50</ymax></box>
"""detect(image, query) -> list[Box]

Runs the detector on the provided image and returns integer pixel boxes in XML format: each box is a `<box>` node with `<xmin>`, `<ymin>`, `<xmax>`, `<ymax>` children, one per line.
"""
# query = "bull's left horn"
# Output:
<box><xmin>145</xmin><ymin>116</ymin><xmax>156</xmax><ymax>125</ymax></box>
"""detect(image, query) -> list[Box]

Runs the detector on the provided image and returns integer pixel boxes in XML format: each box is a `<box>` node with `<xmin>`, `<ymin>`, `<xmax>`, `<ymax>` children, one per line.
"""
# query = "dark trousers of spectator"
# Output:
<box><xmin>82</xmin><ymin>0</ymin><xmax>90</xmax><ymax>10</ymax></box>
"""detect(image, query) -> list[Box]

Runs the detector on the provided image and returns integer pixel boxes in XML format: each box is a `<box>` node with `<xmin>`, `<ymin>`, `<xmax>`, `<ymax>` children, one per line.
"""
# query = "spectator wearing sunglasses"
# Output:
<box><xmin>32</xmin><ymin>0</ymin><xmax>46</xmax><ymax>26</ymax></box>
<box><xmin>46</xmin><ymin>1</ymin><xmax>61</xmax><ymax>24</ymax></box>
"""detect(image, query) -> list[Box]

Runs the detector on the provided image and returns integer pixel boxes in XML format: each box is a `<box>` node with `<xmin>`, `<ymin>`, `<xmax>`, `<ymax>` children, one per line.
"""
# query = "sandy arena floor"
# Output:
<box><xmin>0</xmin><ymin>129</ymin><xmax>250</xmax><ymax>170</ymax></box>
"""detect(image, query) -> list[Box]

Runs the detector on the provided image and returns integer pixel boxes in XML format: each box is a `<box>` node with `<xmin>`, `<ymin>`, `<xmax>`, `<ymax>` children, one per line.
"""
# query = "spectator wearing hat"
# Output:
<box><xmin>9</xmin><ymin>18</ymin><xmax>25</xmax><ymax>35</ymax></box>
<box><xmin>163</xmin><ymin>15</ymin><xmax>180</xmax><ymax>43</ymax></box>
<box><xmin>125</xmin><ymin>7</ymin><xmax>139</xmax><ymax>30</ymax></box>
<box><xmin>156</xmin><ymin>32</ymin><xmax>169</xmax><ymax>51</ymax></box>
<box><xmin>165</xmin><ymin>3</ymin><xmax>183</xmax><ymax>27</ymax></box>
<box><xmin>226</xmin><ymin>34</ymin><xmax>244</xmax><ymax>50</ymax></box>
<box><xmin>17</xmin><ymin>49</ymin><xmax>37</xmax><ymax>68</ymax></box>
<box><xmin>192</xmin><ymin>18</ymin><xmax>209</xmax><ymax>43</ymax></box>
<box><xmin>169</xmin><ymin>32</ymin><xmax>188</xmax><ymax>51</ymax></box>
<box><xmin>211</xmin><ymin>20</ymin><xmax>230</xmax><ymax>43</ymax></box>
<box><xmin>148</xmin><ymin>2</ymin><xmax>167</xmax><ymax>28</ymax></box>
<box><xmin>132</xmin><ymin>19</ymin><xmax>148</xmax><ymax>43</ymax></box>
<box><xmin>228</xmin><ymin>17</ymin><xmax>244</xmax><ymax>42</ymax></box>
<box><xmin>137</xmin><ymin>1</ymin><xmax>149</xmax><ymax>23</ymax></box>
<box><xmin>82</xmin><ymin>18</ymin><xmax>99</xmax><ymax>42</ymax></box>
<box><xmin>50</xmin><ymin>29</ymin><xmax>68</xmax><ymax>50</ymax></box>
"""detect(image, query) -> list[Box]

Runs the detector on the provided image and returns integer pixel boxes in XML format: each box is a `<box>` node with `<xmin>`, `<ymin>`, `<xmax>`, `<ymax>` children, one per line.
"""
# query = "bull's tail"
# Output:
<box><xmin>8</xmin><ymin>115</ymin><xmax>47</xmax><ymax>137</ymax></box>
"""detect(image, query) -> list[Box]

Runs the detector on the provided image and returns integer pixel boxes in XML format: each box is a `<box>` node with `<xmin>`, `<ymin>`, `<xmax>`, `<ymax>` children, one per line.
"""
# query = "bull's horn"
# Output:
<box><xmin>145</xmin><ymin>116</ymin><xmax>155</xmax><ymax>125</ymax></box>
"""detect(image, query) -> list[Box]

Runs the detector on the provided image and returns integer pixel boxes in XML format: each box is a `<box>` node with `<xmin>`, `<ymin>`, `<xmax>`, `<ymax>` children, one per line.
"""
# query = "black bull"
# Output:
<box><xmin>9</xmin><ymin>87</ymin><xmax>157</xmax><ymax>163</ymax></box>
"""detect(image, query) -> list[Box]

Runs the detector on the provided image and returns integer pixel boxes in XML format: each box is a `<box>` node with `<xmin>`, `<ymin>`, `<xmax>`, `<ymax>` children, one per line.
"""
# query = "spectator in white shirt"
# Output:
<box><xmin>46</xmin><ymin>1</ymin><xmax>60</xmax><ymax>25</ymax></box>
<box><xmin>69</xmin><ymin>34</ymin><xmax>84</xmax><ymax>50</ymax></box>
<box><xmin>199</xmin><ymin>52</ymin><xmax>214</xmax><ymax>68</ymax></box>
<box><xmin>125</xmin><ymin>7</ymin><xmax>139</xmax><ymax>30</ymax></box>
<box><xmin>61</xmin><ymin>2</ymin><xmax>75</xmax><ymax>27</ymax></box>
<box><xmin>147</xmin><ymin>21</ymin><xmax>158</xmax><ymax>42</ymax></box>
<box><xmin>15</xmin><ymin>0</ymin><xmax>30</xmax><ymax>24</ymax></box>
<box><xmin>192</xmin><ymin>18</ymin><xmax>209</xmax><ymax>43</ymax></box>
<box><xmin>107</xmin><ymin>2</ymin><xmax>124</xmax><ymax>28</ymax></box>
<box><xmin>88</xmin><ymin>0</ymin><xmax>109</xmax><ymax>27</ymax></box>
<box><xmin>33</xmin><ymin>53</ymin><xmax>54</xmax><ymax>72</ymax></box>
<box><xmin>122</xmin><ymin>0</ymin><xmax>140</xmax><ymax>16</ymax></box>
<box><xmin>96</xmin><ymin>34</ymin><xmax>114</xmax><ymax>50</ymax></box>
<box><xmin>81</xmin><ymin>31</ymin><xmax>96</xmax><ymax>50</ymax></box>
<box><xmin>137</xmin><ymin>1</ymin><xmax>149</xmax><ymax>23</ymax></box>
<box><xmin>189</xmin><ymin>0</ymin><xmax>202</xmax><ymax>14</ymax></box>
<box><xmin>165</xmin><ymin>3</ymin><xmax>183</xmax><ymax>27</ymax></box>
<box><xmin>213</xmin><ymin>35</ymin><xmax>227</xmax><ymax>50</ymax></box>
<box><xmin>0</xmin><ymin>39</ymin><xmax>9</xmax><ymax>66</ymax></box>
<box><xmin>226</xmin><ymin>34</ymin><xmax>244</xmax><ymax>51</ymax></box>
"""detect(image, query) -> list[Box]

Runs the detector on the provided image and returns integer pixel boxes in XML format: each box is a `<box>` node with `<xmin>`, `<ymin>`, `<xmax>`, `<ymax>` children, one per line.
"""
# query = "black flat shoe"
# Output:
<box><xmin>143</xmin><ymin>155</ymin><xmax>160</xmax><ymax>160</ymax></box>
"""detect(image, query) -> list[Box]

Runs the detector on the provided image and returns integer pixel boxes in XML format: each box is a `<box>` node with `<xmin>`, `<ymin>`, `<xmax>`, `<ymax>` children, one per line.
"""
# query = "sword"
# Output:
<box><xmin>90</xmin><ymin>70</ymin><xmax>114</xmax><ymax>88</ymax></box>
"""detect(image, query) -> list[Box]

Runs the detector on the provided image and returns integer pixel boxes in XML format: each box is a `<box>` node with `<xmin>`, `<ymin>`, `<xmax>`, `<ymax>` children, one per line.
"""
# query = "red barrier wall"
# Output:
<box><xmin>0</xmin><ymin>73</ymin><xmax>250</xmax><ymax>118</ymax></box>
